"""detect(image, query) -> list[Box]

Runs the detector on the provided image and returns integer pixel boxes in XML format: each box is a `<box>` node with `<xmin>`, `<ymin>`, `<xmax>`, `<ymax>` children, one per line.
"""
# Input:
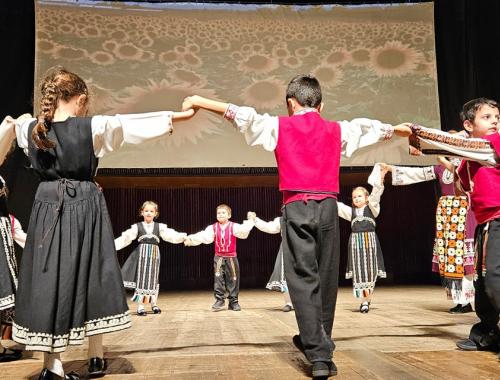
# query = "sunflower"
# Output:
<box><xmin>369</xmin><ymin>41</ymin><xmax>422</xmax><ymax>77</ymax></box>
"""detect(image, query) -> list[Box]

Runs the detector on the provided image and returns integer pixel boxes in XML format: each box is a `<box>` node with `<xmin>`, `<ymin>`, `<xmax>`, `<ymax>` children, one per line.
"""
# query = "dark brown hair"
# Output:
<box><xmin>460</xmin><ymin>98</ymin><xmax>499</xmax><ymax>124</ymax></box>
<box><xmin>32</xmin><ymin>67</ymin><xmax>89</xmax><ymax>150</ymax></box>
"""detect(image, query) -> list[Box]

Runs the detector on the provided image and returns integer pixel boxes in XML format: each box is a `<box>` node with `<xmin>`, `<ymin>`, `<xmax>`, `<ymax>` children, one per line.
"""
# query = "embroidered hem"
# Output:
<box><xmin>0</xmin><ymin>294</ymin><xmax>15</xmax><ymax>310</ymax></box>
<box><xmin>13</xmin><ymin>311</ymin><xmax>131</xmax><ymax>353</ymax></box>
<box><xmin>265</xmin><ymin>280</ymin><xmax>288</xmax><ymax>293</ymax></box>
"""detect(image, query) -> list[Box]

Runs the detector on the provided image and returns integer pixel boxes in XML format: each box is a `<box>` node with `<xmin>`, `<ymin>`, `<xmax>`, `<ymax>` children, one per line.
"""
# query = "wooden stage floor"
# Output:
<box><xmin>2</xmin><ymin>286</ymin><xmax>499</xmax><ymax>379</ymax></box>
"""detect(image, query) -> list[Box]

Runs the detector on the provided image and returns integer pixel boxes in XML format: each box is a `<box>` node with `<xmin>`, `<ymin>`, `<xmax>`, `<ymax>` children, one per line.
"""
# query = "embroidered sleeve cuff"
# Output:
<box><xmin>223</xmin><ymin>104</ymin><xmax>239</xmax><ymax>121</ymax></box>
<box><xmin>383</xmin><ymin>124</ymin><xmax>394</xmax><ymax>140</ymax></box>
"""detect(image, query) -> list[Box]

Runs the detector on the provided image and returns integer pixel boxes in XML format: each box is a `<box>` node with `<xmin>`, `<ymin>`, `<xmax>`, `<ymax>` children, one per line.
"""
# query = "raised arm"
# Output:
<box><xmin>184</xmin><ymin>96</ymin><xmax>279</xmax><ymax>151</ymax></box>
<box><xmin>367</xmin><ymin>167</ymin><xmax>388</xmax><ymax>217</ymax></box>
<box><xmin>159</xmin><ymin>223</ymin><xmax>187</xmax><ymax>244</ymax></box>
<box><xmin>0</xmin><ymin>115</ymin><xmax>35</xmax><ymax>164</ymax></box>
<box><xmin>115</xmin><ymin>224</ymin><xmax>139</xmax><ymax>251</ymax></box>
<box><xmin>388</xmin><ymin>165</ymin><xmax>437</xmax><ymax>186</ymax></box>
<box><xmin>233</xmin><ymin>219</ymin><xmax>255</xmax><ymax>239</ymax></box>
<box><xmin>254</xmin><ymin>216</ymin><xmax>281</xmax><ymax>234</ymax></box>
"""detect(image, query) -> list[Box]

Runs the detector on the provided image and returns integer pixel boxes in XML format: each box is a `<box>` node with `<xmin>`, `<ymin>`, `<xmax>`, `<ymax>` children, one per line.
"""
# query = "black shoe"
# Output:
<box><xmin>449</xmin><ymin>304</ymin><xmax>462</xmax><ymax>313</ymax></box>
<box><xmin>37</xmin><ymin>369</ymin><xmax>80</xmax><ymax>380</ymax></box>
<box><xmin>211</xmin><ymin>300</ymin><xmax>225</xmax><ymax>311</ymax></box>
<box><xmin>152</xmin><ymin>306</ymin><xmax>162</xmax><ymax>314</ymax></box>
<box><xmin>312</xmin><ymin>361</ymin><xmax>337</xmax><ymax>378</ymax></box>
<box><xmin>0</xmin><ymin>347</ymin><xmax>22</xmax><ymax>362</ymax></box>
<box><xmin>360</xmin><ymin>302</ymin><xmax>369</xmax><ymax>313</ymax></box>
<box><xmin>292</xmin><ymin>334</ymin><xmax>305</xmax><ymax>355</ymax></box>
<box><xmin>282</xmin><ymin>304</ymin><xmax>293</xmax><ymax>312</ymax></box>
<box><xmin>137</xmin><ymin>308</ymin><xmax>147</xmax><ymax>316</ymax></box>
<box><xmin>88</xmin><ymin>357</ymin><xmax>107</xmax><ymax>378</ymax></box>
<box><xmin>228</xmin><ymin>302</ymin><xmax>241</xmax><ymax>311</ymax></box>
<box><xmin>456</xmin><ymin>338</ymin><xmax>499</xmax><ymax>352</ymax></box>
<box><xmin>459</xmin><ymin>303</ymin><xmax>473</xmax><ymax>313</ymax></box>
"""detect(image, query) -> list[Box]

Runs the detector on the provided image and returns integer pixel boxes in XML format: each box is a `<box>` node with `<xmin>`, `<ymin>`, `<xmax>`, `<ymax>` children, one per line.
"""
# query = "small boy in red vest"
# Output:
<box><xmin>184</xmin><ymin>204</ymin><xmax>254</xmax><ymax>312</ymax></box>
<box><xmin>183</xmin><ymin>75</ymin><xmax>411</xmax><ymax>378</ymax></box>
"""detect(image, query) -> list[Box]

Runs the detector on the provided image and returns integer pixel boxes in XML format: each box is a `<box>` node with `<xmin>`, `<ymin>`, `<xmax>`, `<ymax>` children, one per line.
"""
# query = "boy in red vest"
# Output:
<box><xmin>183</xmin><ymin>75</ymin><xmax>411</xmax><ymax>378</ymax></box>
<box><xmin>184</xmin><ymin>204</ymin><xmax>254</xmax><ymax>312</ymax></box>
<box><xmin>406</xmin><ymin>98</ymin><xmax>500</xmax><ymax>352</ymax></box>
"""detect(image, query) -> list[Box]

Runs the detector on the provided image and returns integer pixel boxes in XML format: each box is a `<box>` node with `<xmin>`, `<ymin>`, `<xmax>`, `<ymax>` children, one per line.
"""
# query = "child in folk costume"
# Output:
<box><xmin>115</xmin><ymin>201</ymin><xmax>186</xmax><ymax>316</ymax></box>
<box><xmin>0</xmin><ymin>67</ymin><xmax>194</xmax><ymax>380</ymax></box>
<box><xmin>182</xmin><ymin>75</ymin><xmax>411</xmax><ymax>378</ymax></box>
<box><xmin>387</xmin><ymin>155</ymin><xmax>476</xmax><ymax>314</ymax></box>
<box><xmin>0</xmin><ymin>176</ymin><xmax>26</xmax><ymax>362</ymax></box>
<box><xmin>405</xmin><ymin>98</ymin><xmax>500</xmax><ymax>352</ymax></box>
<box><xmin>337</xmin><ymin>164</ymin><xmax>389</xmax><ymax>313</ymax></box>
<box><xmin>184</xmin><ymin>204</ymin><xmax>254</xmax><ymax>311</ymax></box>
<box><xmin>247</xmin><ymin>212</ymin><xmax>293</xmax><ymax>312</ymax></box>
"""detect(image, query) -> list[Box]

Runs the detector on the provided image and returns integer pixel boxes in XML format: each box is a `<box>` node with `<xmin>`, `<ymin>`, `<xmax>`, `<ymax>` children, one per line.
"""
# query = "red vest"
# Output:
<box><xmin>213</xmin><ymin>222</ymin><xmax>237</xmax><ymax>257</ymax></box>
<box><xmin>275</xmin><ymin>111</ymin><xmax>341</xmax><ymax>194</ymax></box>
<box><xmin>458</xmin><ymin>133</ymin><xmax>500</xmax><ymax>224</ymax></box>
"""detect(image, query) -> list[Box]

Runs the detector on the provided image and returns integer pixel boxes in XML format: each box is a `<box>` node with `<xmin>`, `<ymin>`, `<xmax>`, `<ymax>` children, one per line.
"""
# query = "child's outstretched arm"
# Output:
<box><xmin>159</xmin><ymin>223</ymin><xmax>187</xmax><ymax>244</ymax></box>
<box><xmin>233</xmin><ymin>218</ymin><xmax>255</xmax><ymax>239</ymax></box>
<box><xmin>184</xmin><ymin>225</ymin><xmax>215</xmax><ymax>246</ymax></box>
<box><xmin>367</xmin><ymin>167</ymin><xmax>387</xmax><ymax>218</ymax></box>
<box><xmin>115</xmin><ymin>224</ymin><xmax>139</xmax><ymax>251</ymax></box>
<box><xmin>254</xmin><ymin>216</ymin><xmax>281</xmax><ymax>234</ymax></box>
<box><xmin>337</xmin><ymin>202</ymin><xmax>352</xmax><ymax>221</ymax></box>
<box><xmin>0</xmin><ymin>114</ymin><xmax>33</xmax><ymax>165</ymax></box>
<box><xmin>183</xmin><ymin>95</ymin><xmax>279</xmax><ymax>152</ymax></box>
<box><xmin>172</xmin><ymin>109</ymin><xmax>196</xmax><ymax>121</ymax></box>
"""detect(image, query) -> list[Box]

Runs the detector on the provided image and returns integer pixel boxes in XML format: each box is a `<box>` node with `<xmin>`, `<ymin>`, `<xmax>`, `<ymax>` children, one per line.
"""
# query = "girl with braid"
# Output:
<box><xmin>0</xmin><ymin>66</ymin><xmax>194</xmax><ymax>380</ymax></box>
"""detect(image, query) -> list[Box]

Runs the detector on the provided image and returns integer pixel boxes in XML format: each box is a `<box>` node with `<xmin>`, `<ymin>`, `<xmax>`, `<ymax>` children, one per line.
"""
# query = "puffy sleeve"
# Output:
<box><xmin>13</xmin><ymin>217</ymin><xmax>27</xmax><ymax>248</ymax></box>
<box><xmin>186</xmin><ymin>225</ymin><xmax>215</xmax><ymax>246</ymax></box>
<box><xmin>91</xmin><ymin>111</ymin><xmax>173</xmax><ymax>158</ymax></box>
<box><xmin>232</xmin><ymin>219</ymin><xmax>255</xmax><ymax>239</ymax></box>
<box><xmin>337</xmin><ymin>202</ymin><xmax>352</xmax><ymax>221</ymax></box>
<box><xmin>408</xmin><ymin>124</ymin><xmax>498</xmax><ymax>166</ymax></box>
<box><xmin>159</xmin><ymin>223</ymin><xmax>187</xmax><ymax>244</ymax></box>
<box><xmin>115</xmin><ymin>224</ymin><xmax>139</xmax><ymax>251</ymax></box>
<box><xmin>368</xmin><ymin>184</ymin><xmax>385</xmax><ymax>218</ymax></box>
<box><xmin>224</xmin><ymin>104</ymin><xmax>279</xmax><ymax>152</ymax></box>
<box><xmin>340</xmin><ymin>118</ymin><xmax>394</xmax><ymax>158</ymax></box>
<box><xmin>254</xmin><ymin>217</ymin><xmax>281</xmax><ymax>234</ymax></box>
<box><xmin>391</xmin><ymin>166</ymin><xmax>437</xmax><ymax>186</ymax></box>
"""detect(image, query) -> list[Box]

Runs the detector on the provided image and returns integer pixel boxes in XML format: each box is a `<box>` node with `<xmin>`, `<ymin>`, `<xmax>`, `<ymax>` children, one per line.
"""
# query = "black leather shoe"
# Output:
<box><xmin>449</xmin><ymin>304</ymin><xmax>462</xmax><ymax>313</ymax></box>
<box><xmin>360</xmin><ymin>302</ymin><xmax>369</xmax><ymax>313</ymax></box>
<box><xmin>282</xmin><ymin>304</ymin><xmax>293</xmax><ymax>312</ymax></box>
<box><xmin>137</xmin><ymin>308</ymin><xmax>147</xmax><ymax>316</ymax></box>
<box><xmin>292</xmin><ymin>334</ymin><xmax>305</xmax><ymax>355</ymax></box>
<box><xmin>211</xmin><ymin>300</ymin><xmax>225</xmax><ymax>311</ymax></box>
<box><xmin>459</xmin><ymin>303</ymin><xmax>473</xmax><ymax>313</ymax></box>
<box><xmin>456</xmin><ymin>338</ymin><xmax>499</xmax><ymax>352</ymax></box>
<box><xmin>88</xmin><ymin>357</ymin><xmax>107</xmax><ymax>378</ymax></box>
<box><xmin>152</xmin><ymin>306</ymin><xmax>162</xmax><ymax>314</ymax></box>
<box><xmin>228</xmin><ymin>302</ymin><xmax>241</xmax><ymax>311</ymax></box>
<box><xmin>37</xmin><ymin>369</ymin><xmax>80</xmax><ymax>380</ymax></box>
<box><xmin>0</xmin><ymin>347</ymin><xmax>22</xmax><ymax>362</ymax></box>
<box><xmin>312</xmin><ymin>360</ymin><xmax>337</xmax><ymax>378</ymax></box>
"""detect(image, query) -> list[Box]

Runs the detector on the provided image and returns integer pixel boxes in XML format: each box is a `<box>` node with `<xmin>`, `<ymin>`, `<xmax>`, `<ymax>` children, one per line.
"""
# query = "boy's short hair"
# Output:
<box><xmin>286</xmin><ymin>74</ymin><xmax>322</xmax><ymax>108</ymax></box>
<box><xmin>216</xmin><ymin>204</ymin><xmax>232</xmax><ymax>215</ymax></box>
<box><xmin>460</xmin><ymin>98</ymin><xmax>499</xmax><ymax>123</ymax></box>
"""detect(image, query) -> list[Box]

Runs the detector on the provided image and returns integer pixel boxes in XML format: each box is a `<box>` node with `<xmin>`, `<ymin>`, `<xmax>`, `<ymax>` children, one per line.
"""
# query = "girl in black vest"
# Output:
<box><xmin>115</xmin><ymin>201</ymin><xmax>186</xmax><ymax>316</ymax></box>
<box><xmin>0</xmin><ymin>176</ymin><xmax>26</xmax><ymax>362</ymax></box>
<box><xmin>338</xmin><ymin>165</ymin><xmax>389</xmax><ymax>313</ymax></box>
<box><xmin>0</xmin><ymin>67</ymin><xmax>194</xmax><ymax>380</ymax></box>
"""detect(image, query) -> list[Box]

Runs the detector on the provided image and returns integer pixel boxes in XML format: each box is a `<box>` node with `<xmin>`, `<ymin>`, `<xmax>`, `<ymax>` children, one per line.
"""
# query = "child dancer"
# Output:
<box><xmin>0</xmin><ymin>67</ymin><xmax>194</xmax><ymax>380</ymax></box>
<box><xmin>247</xmin><ymin>212</ymin><xmax>293</xmax><ymax>312</ymax></box>
<box><xmin>0</xmin><ymin>176</ymin><xmax>26</xmax><ymax>362</ymax></box>
<box><xmin>182</xmin><ymin>75</ymin><xmax>411</xmax><ymax>378</ymax></box>
<box><xmin>337</xmin><ymin>164</ymin><xmax>388</xmax><ymax>313</ymax></box>
<box><xmin>405</xmin><ymin>98</ymin><xmax>500</xmax><ymax>352</ymax></box>
<box><xmin>387</xmin><ymin>155</ymin><xmax>476</xmax><ymax>314</ymax></box>
<box><xmin>115</xmin><ymin>201</ymin><xmax>186</xmax><ymax>316</ymax></box>
<box><xmin>184</xmin><ymin>204</ymin><xmax>254</xmax><ymax>311</ymax></box>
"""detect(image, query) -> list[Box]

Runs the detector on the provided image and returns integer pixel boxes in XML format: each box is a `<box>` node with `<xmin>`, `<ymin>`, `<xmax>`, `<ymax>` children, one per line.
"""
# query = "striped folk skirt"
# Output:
<box><xmin>131</xmin><ymin>243</ymin><xmax>161</xmax><ymax>305</ymax></box>
<box><xmin>346</xmin><ymin>231</ymin><xmax>386</xmax><ymax>298</ymax></box>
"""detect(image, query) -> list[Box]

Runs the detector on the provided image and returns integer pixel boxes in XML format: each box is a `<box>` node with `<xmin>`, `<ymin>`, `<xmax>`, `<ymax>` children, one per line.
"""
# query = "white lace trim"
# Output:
<box><xmin>0</xmin><ymin>294</ymin><xmax>15</xmax><ymax>310</ymax></box>
<box><xmin>351</xmin><ymin>216</ymin><xmax>376</xmax><ymax>227</ymax></box>
<box><xmin>138</xmin><ymin>233</ymin><xmax>160</xmax><ymax>244</ymax></box>
<box><xmin>13</xmin><ymin>311</ymin><xmax>131</xmax><ymax>353</ymax></box>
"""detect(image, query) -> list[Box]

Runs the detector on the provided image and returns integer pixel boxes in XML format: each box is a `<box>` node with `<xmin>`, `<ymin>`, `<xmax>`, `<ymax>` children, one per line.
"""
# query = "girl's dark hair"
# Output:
<box><xmin>285</xmin><ymin>74</ymin><xmax>322</xmax><ymax>108</ymax></box>
<box><xmin>32</xmin><ymin>67</ymin><xmax>88</xmax><ymax>150</ymax></box>
<box><xmin>460</xmin><ymin>98</ymin><xmax>499</xmax><ymax>123</ymax></box>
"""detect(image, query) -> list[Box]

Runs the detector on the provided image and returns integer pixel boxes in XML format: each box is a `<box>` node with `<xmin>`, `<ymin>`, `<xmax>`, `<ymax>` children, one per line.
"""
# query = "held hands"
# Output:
<box><xmin>184</xmin><ymin>236</ymin><xmax>194</xmax><ymax>246</ymax></box>
<box><xmin>247</xmin><ymin>211</ymin><xmax>257</xmax><ymax>222</ymax></box>
<box><xmin>393</xmin><ymin>122</ymin><xmax>413</xmax><ymax>137</ymax></box>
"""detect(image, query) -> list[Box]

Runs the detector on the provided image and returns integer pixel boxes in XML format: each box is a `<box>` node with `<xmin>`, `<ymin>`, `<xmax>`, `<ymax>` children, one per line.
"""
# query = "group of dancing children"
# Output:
<box><xmin>0</xmin><ymin>66</ymin><xmax>499</xmax><ymax>380</ymax></box>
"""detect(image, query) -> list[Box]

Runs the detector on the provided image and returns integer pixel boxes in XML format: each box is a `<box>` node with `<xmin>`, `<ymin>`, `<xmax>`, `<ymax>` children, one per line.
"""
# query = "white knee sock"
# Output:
<box><xmin>44</xmin><ymin>352</ymin><xmax>64</xmax><ymax>377</ymax></box>
<box><xmin>88</xmin><ymin>334</ymin><xmax>104</xmax><ymax>359</ymax></box>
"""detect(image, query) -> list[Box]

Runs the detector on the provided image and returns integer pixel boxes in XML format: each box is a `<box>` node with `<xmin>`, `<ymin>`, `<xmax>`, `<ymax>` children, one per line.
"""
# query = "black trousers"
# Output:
<box><xmin>470</xmin><ymin>219</ymin><xmax>500</xmax><ymax>346</ymax></box>
<box><xmin>213</xmin><ymin>256</ymin><xmax>240</xmax><ymax>303</ymax></box>
<box><xmin>282</xmin><ymin>198</ymin><xmax>339</xmax><ymax>363</ymax></box>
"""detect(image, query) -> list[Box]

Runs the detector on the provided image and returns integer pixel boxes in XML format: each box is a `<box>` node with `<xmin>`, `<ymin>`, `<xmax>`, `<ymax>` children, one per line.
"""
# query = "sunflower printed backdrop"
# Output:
<box><xmin>35</xmin><ymin>1</ymin><xmax>439</xmax><ymax>168</ymax></box>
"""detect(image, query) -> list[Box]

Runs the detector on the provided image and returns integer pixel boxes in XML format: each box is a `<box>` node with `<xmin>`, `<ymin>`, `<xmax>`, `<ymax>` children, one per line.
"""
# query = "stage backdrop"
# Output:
<box><xmin>35</xmin><ymin>0</ymin><xmax>439</xmax><ymax>168</ymax></box>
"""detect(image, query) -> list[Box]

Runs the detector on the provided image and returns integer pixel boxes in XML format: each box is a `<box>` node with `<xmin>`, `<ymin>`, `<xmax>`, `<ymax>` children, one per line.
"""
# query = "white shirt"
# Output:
<box><xmin>115</xmin><ymin>221</ymin><xmax>186</xmax><ymax>251</ymax></box>
<box><xmin>185</xmin><ymin>220</ymin><xmax>254</xmax><ymax>246</ymax></box>
<box><xmin>254</xmin><ymin>217</ymin><xmax>281</xmax><ymax>234</ymax></box>
<box><xmin>337</xmin><ymin>183</ymin><xmax>385</xmax><ymax>222</ymax></box>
